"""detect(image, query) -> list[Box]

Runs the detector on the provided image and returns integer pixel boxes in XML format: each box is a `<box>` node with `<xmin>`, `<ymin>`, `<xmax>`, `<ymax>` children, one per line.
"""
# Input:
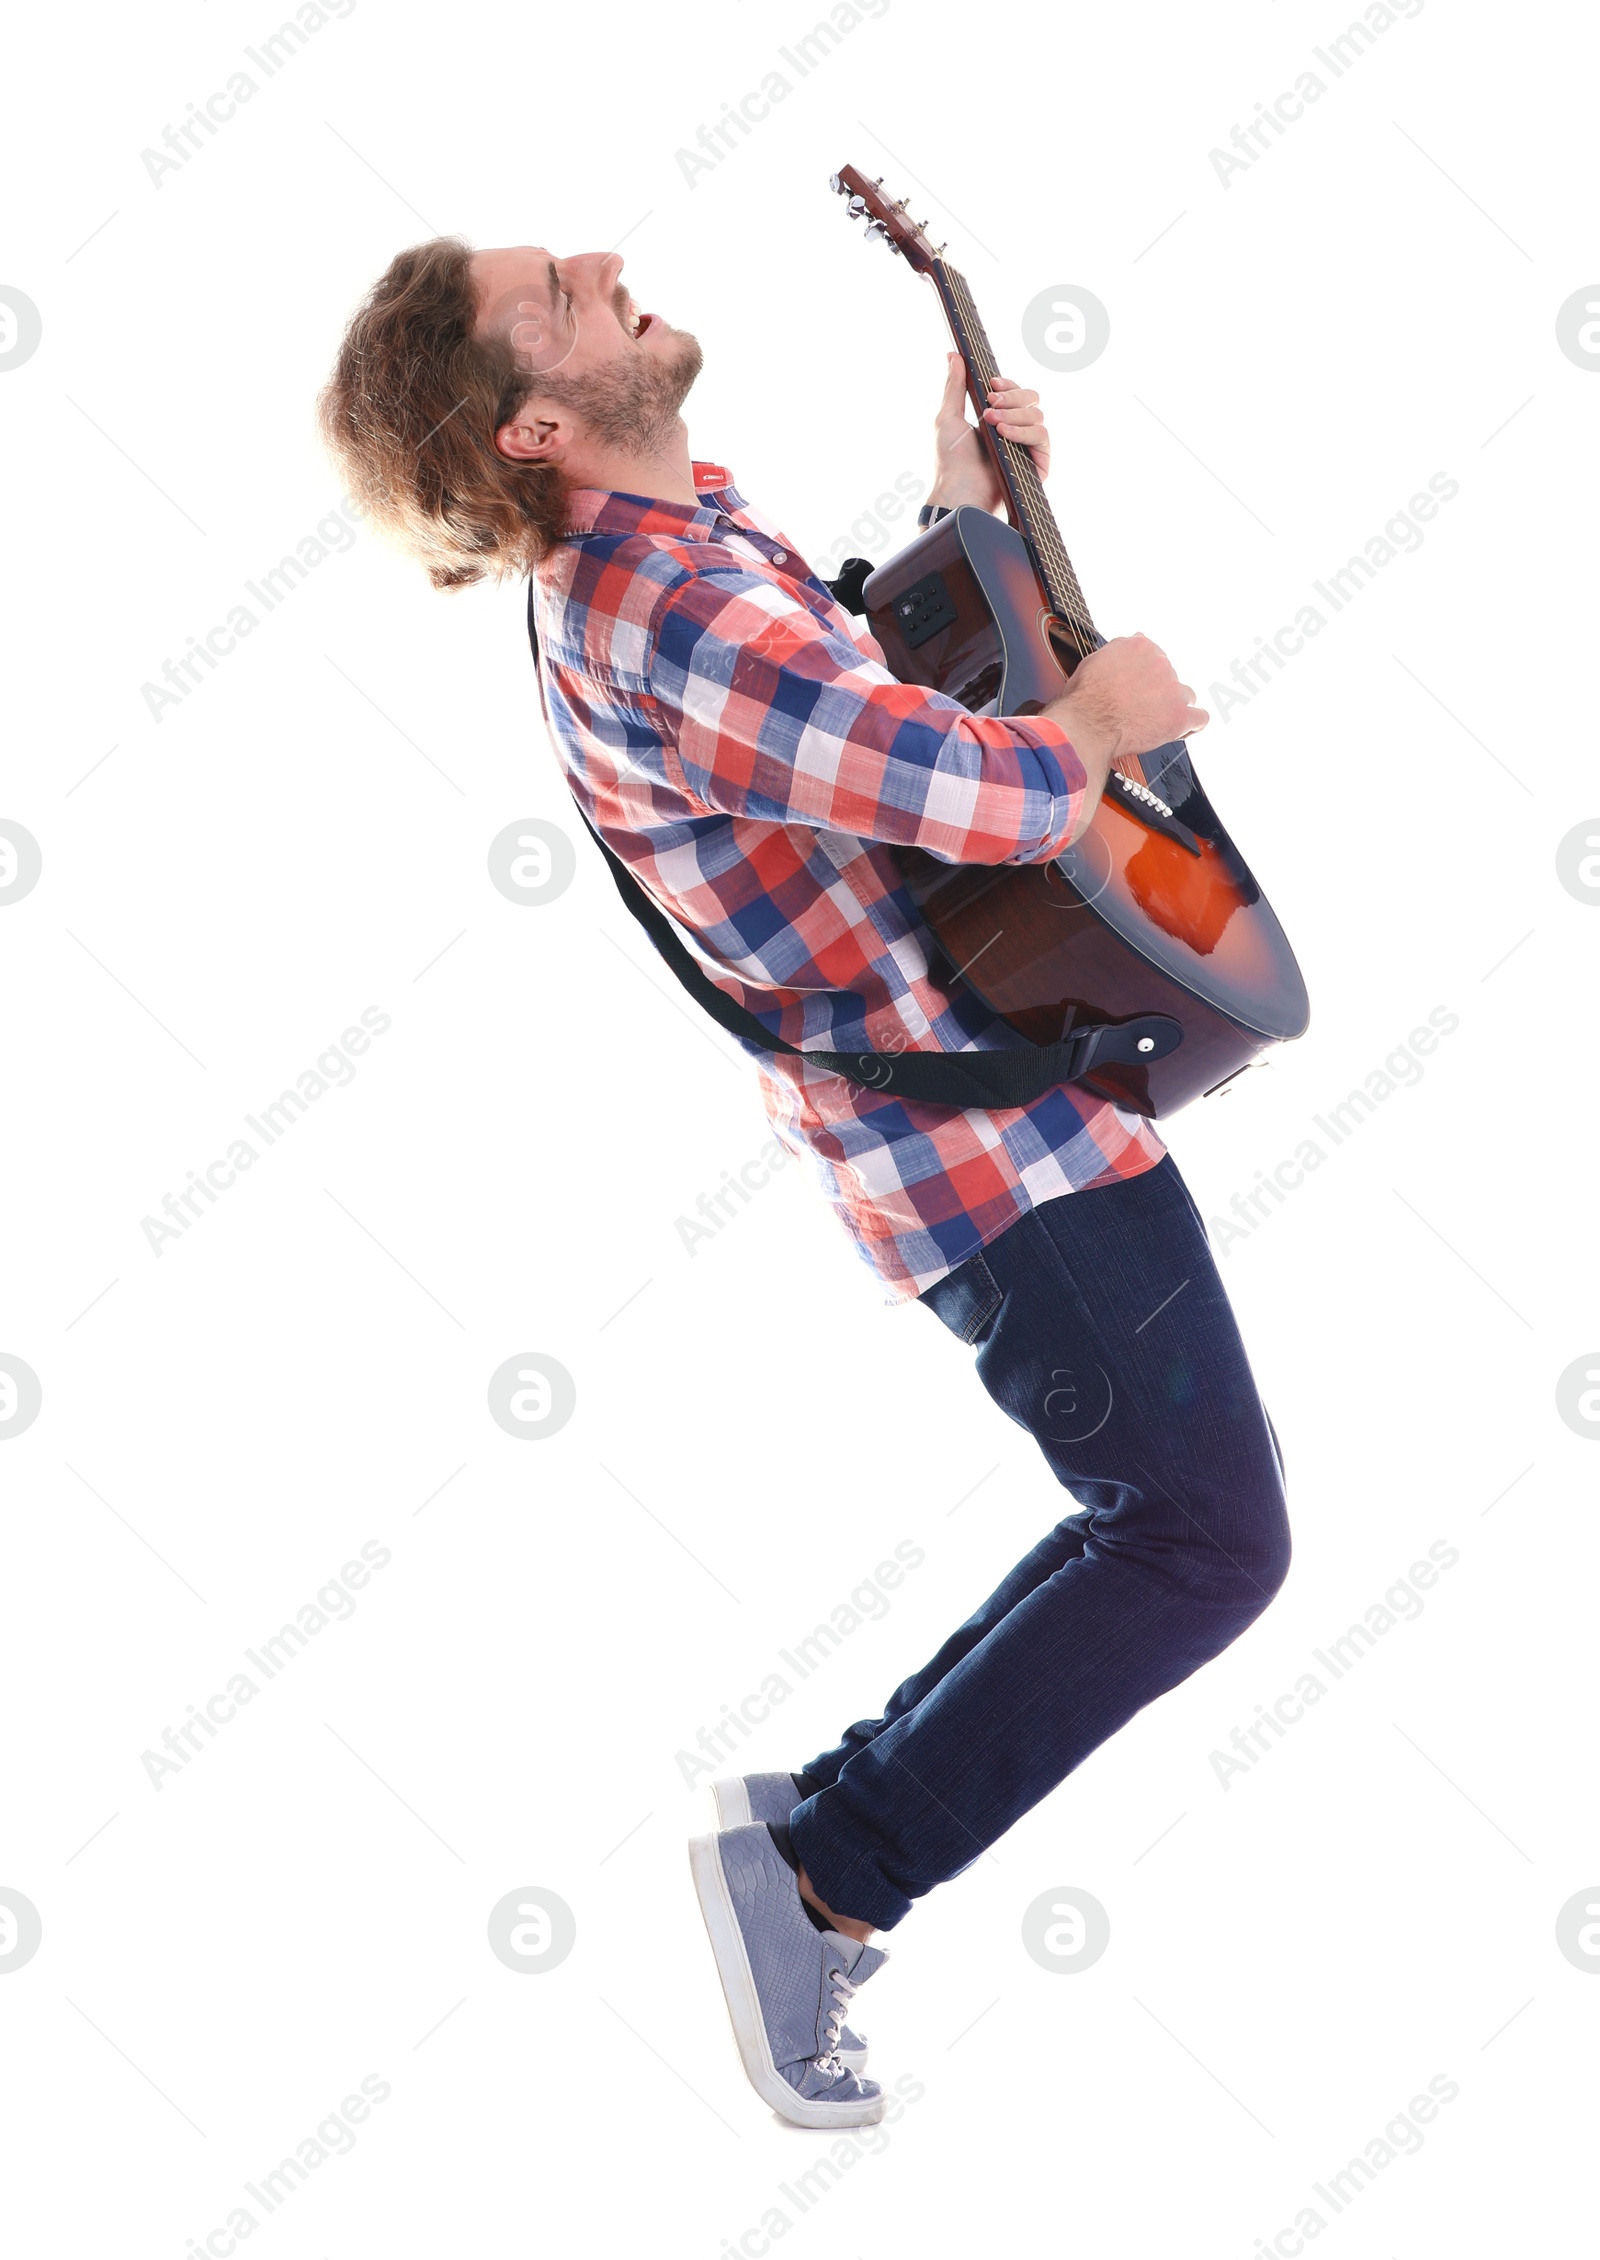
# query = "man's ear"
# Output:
<box><xmin>493</xmin><ymin>407</ymin><xmax>564</xmax><ymax>466</ymax></box>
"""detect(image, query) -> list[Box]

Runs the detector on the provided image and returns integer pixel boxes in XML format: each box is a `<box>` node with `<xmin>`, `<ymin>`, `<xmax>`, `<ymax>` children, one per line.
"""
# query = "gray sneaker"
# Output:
<box><xmin>711</xmin><ymin>1772</ymin><xmax>806</xmax><ymax>1832</ymax></box>
<box><xmin>709</xmin><ymin>1775</ymin><xmax>870</xmax><ymax>2075</ymax></box>
<box><xmin>689</xmin><ymin>1822</ymin><xmax>887</xmax><ymax>2127</ymax></box>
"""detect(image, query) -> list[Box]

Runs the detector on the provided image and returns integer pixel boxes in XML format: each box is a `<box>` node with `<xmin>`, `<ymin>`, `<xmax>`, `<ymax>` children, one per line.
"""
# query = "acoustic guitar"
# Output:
<box><xmin>830</xmin><ymin>164</ymin><xmax>1310</xmax><ymax>1117</ymax></box>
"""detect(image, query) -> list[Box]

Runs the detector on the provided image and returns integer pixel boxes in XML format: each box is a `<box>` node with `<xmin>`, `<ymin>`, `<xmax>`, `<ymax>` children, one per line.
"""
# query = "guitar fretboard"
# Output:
<box><xmin>936</xmin><ymin>265</ymin><xmax>1099</xmax><ymax>655</ymax></box>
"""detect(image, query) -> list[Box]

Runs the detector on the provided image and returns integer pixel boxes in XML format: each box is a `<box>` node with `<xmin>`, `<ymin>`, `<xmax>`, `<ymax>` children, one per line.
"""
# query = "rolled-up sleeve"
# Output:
<box><xmin>645</xmin><ymin>563</ymin><xmax>1086</xmax><ymax>866</ymax></box>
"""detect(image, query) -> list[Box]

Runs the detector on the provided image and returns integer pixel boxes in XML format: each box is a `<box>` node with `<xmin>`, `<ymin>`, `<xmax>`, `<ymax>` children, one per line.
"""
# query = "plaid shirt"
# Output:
<box><xmin>530</xmin><ymin>461</ymin><xmax>1165</xmax><ymax>1302</ymax></box>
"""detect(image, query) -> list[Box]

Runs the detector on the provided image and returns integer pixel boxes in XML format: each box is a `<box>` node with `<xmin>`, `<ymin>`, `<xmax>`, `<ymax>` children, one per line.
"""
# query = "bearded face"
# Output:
<box><xmin>525</xmin><ymin>324</ymin><xmax>704</xmax><ymax>459</ymax></box>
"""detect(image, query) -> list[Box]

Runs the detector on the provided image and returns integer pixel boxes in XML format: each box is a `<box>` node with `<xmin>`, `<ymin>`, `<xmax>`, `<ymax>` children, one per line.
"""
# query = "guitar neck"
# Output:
<box><xmin>931</xmin><ymin>264</ymin><xmax>1099</xmax><ymax>657</ymax></box>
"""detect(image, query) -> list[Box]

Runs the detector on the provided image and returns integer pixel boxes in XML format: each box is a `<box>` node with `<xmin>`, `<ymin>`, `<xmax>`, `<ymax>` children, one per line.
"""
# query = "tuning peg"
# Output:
<box><xmin>864</xmin><ymin>219</ymin><xmax>890</xmax><ymax>246</ymax></box>
<box><xmin>847</xmin><ymin>194</ymin><xmax>867</xmax><ymax>218</ymax></box>
<box><xmin>873</xmin><ymin>175</ymin><xmax>883</xmax><ymax>187</ymax></box>
<box><xmin>829</xmin><ymin>173</ymin><xmax>844</xmax><ymax>193</ymax></box>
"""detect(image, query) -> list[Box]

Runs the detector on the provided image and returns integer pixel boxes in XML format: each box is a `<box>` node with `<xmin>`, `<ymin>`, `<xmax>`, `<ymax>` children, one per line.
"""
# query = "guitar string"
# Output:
<box><xmin>941</xmin><ymin>266</ymin><xmax>1074</xmax><ymax>607</ymax></box>
<box><xmin>845</xmin><ymin>190</ymin><xmax>1081</xmax><ymax>620</ymax></box>
<box><xmin>942</xmin><ymin>266</ymin><xmax>1096</xmax><ymax>646</ymax></box>
<box><xmin>860</xmin><ymin>189</ymin><xmax>1093</xmax><ymax>637</ymax></box>
<box><xmin>940</xmin><ymin>266</ymin><xmax>1095</xmax><ymax>647</ymax></box>
<box><xmin>847</xmin><ymin>185</ymin><xmax>1154</xmax><ymax>792</ymax></box>
<box><xmin>937</xmin><ymin>259</ymin><xmax>1160</xmax><ymax>790</ymax></box>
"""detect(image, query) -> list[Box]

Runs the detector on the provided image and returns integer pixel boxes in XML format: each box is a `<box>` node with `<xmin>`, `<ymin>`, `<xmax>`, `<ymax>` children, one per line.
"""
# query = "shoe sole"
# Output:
<box><xmin>687</xmin><ymin>1831</ymin><xmax>885</xmax><ymax>2129</ymax></box>
<box><xmin>710</xmin><ymin>1776</ymin><xmax>753</xmax><ymax>1830</ymax></box>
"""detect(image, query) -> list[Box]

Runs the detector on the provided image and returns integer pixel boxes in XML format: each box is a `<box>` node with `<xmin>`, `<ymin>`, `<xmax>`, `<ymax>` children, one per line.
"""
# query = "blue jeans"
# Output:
<box><xmin>788</xmin><ymin>1154</ymin><xmax>1290</xmax><ymax>1930</ymax></box>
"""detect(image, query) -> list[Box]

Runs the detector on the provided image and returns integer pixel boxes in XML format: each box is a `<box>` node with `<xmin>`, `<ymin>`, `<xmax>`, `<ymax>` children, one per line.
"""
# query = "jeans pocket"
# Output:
<box><xmin>919</xmin><ymin>1250</ymin><xmax>1005</xmax><ymax>1345</ymax></box>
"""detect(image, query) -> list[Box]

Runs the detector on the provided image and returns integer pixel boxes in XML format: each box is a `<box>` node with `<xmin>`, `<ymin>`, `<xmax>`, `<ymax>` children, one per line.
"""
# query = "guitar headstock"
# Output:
<box><xmin>829</xmin><ymin>164</ymin><xmax>946</xmax><ymax>271</ymax></box>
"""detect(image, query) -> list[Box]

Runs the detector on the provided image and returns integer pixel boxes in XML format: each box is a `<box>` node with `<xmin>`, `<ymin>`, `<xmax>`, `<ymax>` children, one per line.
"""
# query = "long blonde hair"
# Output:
<box><xmin>318</xmin><ymin>236</ymin><xmax>568</xmax><ymax>590</ymax></box>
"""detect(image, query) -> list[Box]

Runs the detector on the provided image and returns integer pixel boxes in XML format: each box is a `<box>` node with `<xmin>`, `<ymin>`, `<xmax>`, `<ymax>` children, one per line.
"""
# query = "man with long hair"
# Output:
<box><xmin>321</xmin><ymin>238</ymin><xmax>1290</xmax><ymax>2129</ymax></box>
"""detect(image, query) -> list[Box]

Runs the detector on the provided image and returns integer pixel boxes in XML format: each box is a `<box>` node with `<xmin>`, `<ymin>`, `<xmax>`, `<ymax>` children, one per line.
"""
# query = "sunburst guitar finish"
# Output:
<box><xmin>833</xmin><ymin>165</ymin><xmax>1309</xmax><ymax>1118</ymax></box>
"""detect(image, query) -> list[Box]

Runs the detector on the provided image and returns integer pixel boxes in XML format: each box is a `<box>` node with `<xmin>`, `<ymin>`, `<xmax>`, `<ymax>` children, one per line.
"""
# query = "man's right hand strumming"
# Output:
<box><xmin>1044</xmin><ymin>633</ymin><xmax>1209</xmax><ymax>843</ymax></box>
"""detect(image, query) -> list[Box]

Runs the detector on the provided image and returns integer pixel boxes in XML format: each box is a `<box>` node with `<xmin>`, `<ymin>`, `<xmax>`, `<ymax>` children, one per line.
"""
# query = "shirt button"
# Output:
<box><xmin>772</xmin><ymin>548</ymin><xmax>788</xmax><ymax>564</ymax></box>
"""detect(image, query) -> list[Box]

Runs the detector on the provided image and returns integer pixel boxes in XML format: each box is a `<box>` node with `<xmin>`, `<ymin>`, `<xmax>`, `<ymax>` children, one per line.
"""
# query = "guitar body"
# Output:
<box><xmin>863</xmin><ymin>507</ymin><xmax>1310</xmax><ymax>1117</ymax></box>
<box><xmin>829</xmin><ymin>161</ymin><xmax>1309</xmax><ymax>1117</ymax></box>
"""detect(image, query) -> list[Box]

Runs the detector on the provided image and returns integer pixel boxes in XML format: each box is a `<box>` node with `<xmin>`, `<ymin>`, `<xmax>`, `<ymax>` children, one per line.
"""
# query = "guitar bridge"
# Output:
<box><xmin>1106</xmin><ymin>769</ymin><xmax>1202</xmax><ymax>856</ymax></box>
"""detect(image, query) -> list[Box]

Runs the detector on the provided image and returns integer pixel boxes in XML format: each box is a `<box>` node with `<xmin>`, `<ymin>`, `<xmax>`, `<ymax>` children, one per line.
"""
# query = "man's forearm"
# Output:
<box><xmin>1035</xmin><ymin>636</ymin><xmax>1209</xmax><ymax>844</ymax></box>
<box><xmin>1037</xmin><ymin>694</ymin><xmax>1117</xmax><ymax>846</ymax></box>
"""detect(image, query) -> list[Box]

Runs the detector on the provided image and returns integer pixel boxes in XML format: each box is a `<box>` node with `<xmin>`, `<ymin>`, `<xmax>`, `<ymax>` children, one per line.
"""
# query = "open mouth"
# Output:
<box><xmin>624</xmin><ymin>296</ymin><xmax>655</xmax><ymax>340</ymax></box>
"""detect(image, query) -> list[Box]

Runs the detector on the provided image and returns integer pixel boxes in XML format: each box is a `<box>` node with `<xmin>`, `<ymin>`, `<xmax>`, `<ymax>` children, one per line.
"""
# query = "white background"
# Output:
<box><xmin>3</xmin><ymin>0</ymin><xmax>1597</xmax><ymax>2252</ymax></box>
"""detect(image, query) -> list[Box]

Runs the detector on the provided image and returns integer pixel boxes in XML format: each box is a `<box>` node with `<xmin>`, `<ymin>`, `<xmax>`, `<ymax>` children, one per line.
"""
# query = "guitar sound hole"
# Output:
<box><xmin>1047</xmin><ymin>626</ymin><xmax>1090</xmax><ymax>676</ymax></box>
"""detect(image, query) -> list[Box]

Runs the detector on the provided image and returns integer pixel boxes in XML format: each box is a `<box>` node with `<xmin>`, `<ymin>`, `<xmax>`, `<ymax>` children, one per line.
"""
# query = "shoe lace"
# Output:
<box><xmin>815</xmin><ymin>1963</ymin><xmax>858</xmax><ymax>2081</ymax></box>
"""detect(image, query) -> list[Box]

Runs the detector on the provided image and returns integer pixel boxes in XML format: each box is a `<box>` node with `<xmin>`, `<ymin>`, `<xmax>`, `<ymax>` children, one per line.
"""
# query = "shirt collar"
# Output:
<box><xmin>560</xmin><ymin>461</ymin><xmax>745</xmax><ymax>542</ymax></box>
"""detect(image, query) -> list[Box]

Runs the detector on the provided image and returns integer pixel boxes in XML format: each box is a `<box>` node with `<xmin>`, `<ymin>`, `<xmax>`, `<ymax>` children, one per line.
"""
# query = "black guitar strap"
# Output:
<box><xmin>524</xmin><ymin>575</ymin><xmax>1179</xmax><ymax>1111</ymax></box>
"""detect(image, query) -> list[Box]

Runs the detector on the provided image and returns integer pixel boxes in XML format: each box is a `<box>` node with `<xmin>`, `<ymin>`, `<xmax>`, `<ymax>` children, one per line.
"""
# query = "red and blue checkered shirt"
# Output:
<box><xmin>530</xmin><ymin>461</ymin><xmax>1165</xmax><ymax>1302</ymax></box>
